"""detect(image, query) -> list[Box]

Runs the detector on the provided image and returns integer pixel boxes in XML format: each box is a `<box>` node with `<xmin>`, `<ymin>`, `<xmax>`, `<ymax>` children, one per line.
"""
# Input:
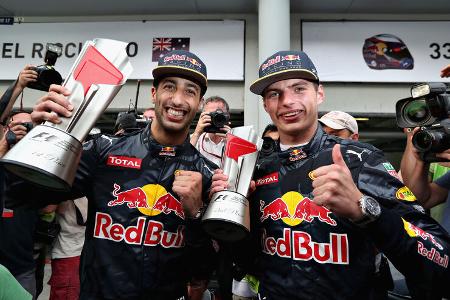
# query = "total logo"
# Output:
<box><xmin>108</xmin><ymin>183</ymin><xmax>185</xmax><ymax>219</ymax></box>
<box><xmin>260</xmin><ymin>191</ymin><xmax>337</xmax><ymax>226</ymax></box>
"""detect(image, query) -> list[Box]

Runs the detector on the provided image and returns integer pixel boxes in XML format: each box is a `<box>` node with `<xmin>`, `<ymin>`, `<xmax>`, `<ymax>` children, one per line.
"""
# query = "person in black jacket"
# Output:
<box><xmin>210</xmin><ymin>50</ymin><xmax>450</xmax><ymax>300</ymax></box>
<box><xmin>7</xmin><ymin>50</ymin><xmax>217</xmax><ymax>300</ymax></box>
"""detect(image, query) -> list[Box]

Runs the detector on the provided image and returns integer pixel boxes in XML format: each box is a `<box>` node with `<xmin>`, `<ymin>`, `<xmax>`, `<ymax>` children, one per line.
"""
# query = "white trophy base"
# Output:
<box><xmin>202</xmin><ymin>190</ymin><xmax>250</xmax><ymax>242</ymax></box>
<box><xmin>0</xmin><ymin>125</ymin><xmax>82</xmax><ymax>191</ymax></box>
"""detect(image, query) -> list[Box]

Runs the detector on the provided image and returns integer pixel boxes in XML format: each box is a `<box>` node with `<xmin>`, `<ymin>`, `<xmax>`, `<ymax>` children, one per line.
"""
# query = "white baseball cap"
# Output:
<box><xmin>319</xmin><ymin>111</ymin><xmax>358</xmax><ymax>134</ymax></box>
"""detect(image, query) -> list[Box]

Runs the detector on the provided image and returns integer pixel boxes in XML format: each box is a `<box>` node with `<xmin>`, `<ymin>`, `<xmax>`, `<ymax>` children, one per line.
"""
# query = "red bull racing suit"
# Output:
<box><xmin>5</xmin><ymin>125</ymin><xmax>217</xmax><ymax>300</ymax></box>
<box><xmin>243</xmin><ymin>125</ymin><xmax>450</xmax><ymax>300</ymax></box>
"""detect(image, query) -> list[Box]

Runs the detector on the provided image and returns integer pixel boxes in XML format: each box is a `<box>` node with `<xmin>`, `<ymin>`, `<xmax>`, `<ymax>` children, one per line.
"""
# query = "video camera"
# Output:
<box><xmin>27</xmin><ymin>43</ymin><xmax>63</xmax><ymax>92</ymax></box>
<box><xmin>204</xmin><ymin>109</ymin><xmax>230</xmax><ymax>133</ymax></box>
<box><xmin>396</xmin><ymin>82</ymin><xmax>450</xmax><ymax>162</ymax></box>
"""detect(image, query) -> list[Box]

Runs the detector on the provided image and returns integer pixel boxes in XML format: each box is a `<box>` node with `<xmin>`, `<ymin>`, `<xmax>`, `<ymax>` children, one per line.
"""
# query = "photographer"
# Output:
<box><xmin>400</xmin><ymin>66</ymin><xmax>450</xmax><ymax>233</ymax></box>
<box><xmin>190</xmin><ymin>96</ymin><xmax>231</xmax><ymax>167</ymax></box>
<box><xmin>400</xmin><ymin>127</ymin><xmax>450</xmax><ymax>232</ymax></box>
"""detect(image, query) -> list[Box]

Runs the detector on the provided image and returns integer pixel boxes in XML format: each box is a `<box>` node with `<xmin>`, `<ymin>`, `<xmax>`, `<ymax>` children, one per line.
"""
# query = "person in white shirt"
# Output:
<box><xmin>190</xmin><ymin>96</ymin><xmax>231</xmax><ymax>167</ymax></box>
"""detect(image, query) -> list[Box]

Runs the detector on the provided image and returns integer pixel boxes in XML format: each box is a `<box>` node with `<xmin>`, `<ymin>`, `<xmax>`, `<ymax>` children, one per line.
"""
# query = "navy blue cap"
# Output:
<box><xmin>250</xmin><ymin>51</ymin><xmax>319</xmax><ymax>95</ymax></box>
<box><xmin>152</xmin><ymin>50</ymin><xmax>207</xmax><ymax>95</ymax></box>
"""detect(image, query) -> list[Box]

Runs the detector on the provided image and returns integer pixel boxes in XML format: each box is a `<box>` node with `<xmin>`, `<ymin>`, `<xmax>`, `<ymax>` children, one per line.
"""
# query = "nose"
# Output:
<box><xmin>278</xmin><ymin>90</ymin><xmax>294</xmax><ymax>107</ymax></box>
<box><xmin>170</xmin><ymin>88</ymin><xmax>184</xmax><ymax>106</ymax></box>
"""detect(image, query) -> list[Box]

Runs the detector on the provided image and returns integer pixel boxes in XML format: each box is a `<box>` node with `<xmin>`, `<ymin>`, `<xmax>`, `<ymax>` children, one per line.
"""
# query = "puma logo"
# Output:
<box><xmin>346</xmin><ymin>149</ymin><xmax>369</xmax><ymax>161</ymax></box>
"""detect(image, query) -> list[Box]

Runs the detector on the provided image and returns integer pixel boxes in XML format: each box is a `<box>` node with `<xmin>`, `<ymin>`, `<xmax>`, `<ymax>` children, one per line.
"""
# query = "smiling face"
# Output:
<box><xmin>262</xmin><ymin>78</ymin><xmax>324</xmax><ymax>145</ymax></box>
<box><xmin>151</xmin><ymin>76</ymin><xmax>202</xmax><ymax>145</ymax></box>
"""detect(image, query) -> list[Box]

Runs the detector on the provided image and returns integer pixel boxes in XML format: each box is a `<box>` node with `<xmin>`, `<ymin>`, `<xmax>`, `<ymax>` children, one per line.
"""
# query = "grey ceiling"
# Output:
<box><xmin>1</xmin><ymin>0</ymin><xmax>450</xmax><ymax>17</ymax></box>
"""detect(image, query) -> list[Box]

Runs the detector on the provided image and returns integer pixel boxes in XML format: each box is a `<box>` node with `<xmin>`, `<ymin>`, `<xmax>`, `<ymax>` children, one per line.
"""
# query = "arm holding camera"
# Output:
<box><xmin>0</xmin><ymin>65</ymin><xmax>37</xmax><ymax>127</ymax></box>
<box><xmin>190</xmin><ymin>110</ymin><xmax>212</xmax><ymax>146</ymax></box>
<box><xmin>401</xmin><ymin>127</ymin><xmax>450</xmax><ymax>209</ymax></box>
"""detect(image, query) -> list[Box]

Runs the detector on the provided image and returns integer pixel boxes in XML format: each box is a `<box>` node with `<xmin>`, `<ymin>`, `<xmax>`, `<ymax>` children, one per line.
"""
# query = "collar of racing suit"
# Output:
<box><xmin>277</xmin><ymin>123</ymin><xmax>329</xmax><ymax>163</ymax></box>
<box><xmin>141</xmin><ymin>122</ymin><xmax>193</xmax><ymax>158</ymax></box>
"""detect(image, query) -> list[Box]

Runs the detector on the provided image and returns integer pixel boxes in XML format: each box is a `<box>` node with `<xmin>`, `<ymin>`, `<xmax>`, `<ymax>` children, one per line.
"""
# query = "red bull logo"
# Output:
<box><xmin>281</xmin><ymin>54</ymin><xmax>300</xmax><ymax>61</ymax></box>
<box><xmin>94</xmin><ymin>212</ymin><xmax>184</xmax><ymax>248</ymax></box>
<box><xmin>403</xmin><ymin>218</ymin><xmax>443</xmax><ymax>250</ymax></box>
<box><xmin>152</xmin><ymin>193</ymin><xmax>185</xmax><ymax>219</ymax></box>
<box><xmin>108</xmin><ymin>183</ymin><xmax>148</xmax><ymax>208</ymax></box>
<box><xmin>289</xmin><ymin>149</ymin><xmax>307</xmax><ymax>162</ymax></box>
<box><xmin>260</xmin><ymin>191</ymin><xmax>337</xmax><ymax>227</ymax></box>
<box><xmin>417</xmin><ymin>241</ymin><xmax>448</xmax><ymax>268</ymax></box>
<box><xmin>159</xmin><ymin>147</ymin><xmax>175</xmax><ymax>157</ymax></box>
<box><xmin>108</xmin><ymin>183</ymin><xmax>185</xmax><ymax>219</ymax></box>
<box><xmin>261</xmin><ymin>228</ymin><xmax>349</xmax><ymax>264</ymax></box>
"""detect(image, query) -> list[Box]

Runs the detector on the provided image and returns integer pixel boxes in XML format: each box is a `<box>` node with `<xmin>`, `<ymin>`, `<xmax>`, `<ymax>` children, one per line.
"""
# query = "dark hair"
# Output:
<box><xmin>203</xmin><ymin>96</ymin><xmax>230</xmax><ymax>113</ymax></box>
<box><xmin>262</xmin><ymin>123</ymin><xmax>278</xmax><ymax>138</ymax></box>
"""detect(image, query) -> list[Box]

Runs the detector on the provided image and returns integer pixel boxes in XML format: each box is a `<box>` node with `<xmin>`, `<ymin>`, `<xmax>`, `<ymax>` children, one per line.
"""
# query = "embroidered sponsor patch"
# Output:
<box><xmin>289</xmin><ymin>148</ymin><xmax>307</xmax><ymax>162</ymax></box>
<box><xmin>159</xmin><ymin>147</ymin><xmax>176</xmax><ymax>157</ymax></box>
<box><xmin>1</xmin><ymin>208</ymin><xmax>13</xmax><ymax>218</ymax></box>
<box><xmin>255</xmin><ymin>172</ymin><xmax>279</xmax><ymax>187</ymax></box>
<box><xmin>396</xmin><ymin>186</ymin><xmax>416</xmax><ymax>201</ymax></box>
<box><xmin>383</xmin><ymin>162</ymin><xmax>400</xmax><ymax>179</ymax></box>
<box><xmin>107</xmin><ymin>155</ymin><xmax>142</xmax><ymax>169</ymax></box>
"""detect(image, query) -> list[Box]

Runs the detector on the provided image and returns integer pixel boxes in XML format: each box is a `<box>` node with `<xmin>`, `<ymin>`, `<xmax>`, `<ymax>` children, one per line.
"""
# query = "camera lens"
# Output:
<box><xmin>212</xmin><ymin>113</ymin><xmax>227</xmax><ymax>128</ymax></box>
<box><xmin>413</xmin><ymin>130</ymin><xmax>434</xmax><ymax>152</ymax></box>
<box><xmin>404</xmin><ymin>99</ymin><xmax>431</xmax><ymax>125</ymax></box>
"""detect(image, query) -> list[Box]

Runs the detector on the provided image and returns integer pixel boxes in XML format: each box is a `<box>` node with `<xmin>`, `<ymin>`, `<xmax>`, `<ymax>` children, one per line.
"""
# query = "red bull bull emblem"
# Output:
<box><xmin>94</xmin><ymin>212</ymin><xmax>184</xmax><ymax>248</ymax></box>
<box><xmin>289</xmin><ymin>148</ymin><xmax>307</xmax><ymax>162</ymax></box>
<box><xmin>108</xmin><ymin>183</ymin><xmax>185</xmax><ymax>219</ymax></box>
<box><xmin>108</xmin><ymin>183</ymin><xmax>148</xmax><ymax>208</ymax></box>
<box><xmin>259</xmin><ymin>192</ymin><xmax>336</xmax><ymax>226</ymax></box>
<box><xmin>159</xmin><ymin>146</ymin><xmax>176</xmax><ymax>157</ymax></box>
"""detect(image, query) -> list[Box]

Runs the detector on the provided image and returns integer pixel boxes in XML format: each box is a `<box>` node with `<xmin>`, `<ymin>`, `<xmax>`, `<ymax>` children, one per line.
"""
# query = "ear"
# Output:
<box><xmin>151</xmin><ymin>86</ymin><xmax>157</xmax><ymax>104</ymax></box>
<box><xmin>263</xmin><ymin>98</ymin><xmax>269</xmax><ymax>113</ymax></box>
<box><xmin>198</xmin><ymin>98</ymin><xmax>204</xmax><ymax>111</ymax></box>
<box><xmin>316</xmin><ymin>84</ymin><xmax>325</xmax><ymax>105</ymax></box>
<box><xmin>351</xmin><ymin>133</ymin><xmax>359</xmax><ymax>141</ymax></box>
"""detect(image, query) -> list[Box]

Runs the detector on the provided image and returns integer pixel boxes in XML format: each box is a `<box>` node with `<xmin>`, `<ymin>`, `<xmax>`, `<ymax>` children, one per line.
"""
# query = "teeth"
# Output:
<box><xmin>282</xmin><ymin>111</ymin><xmax>300</xmax><ymax>117</ymax></box>
<box><xmin>168</xmin><ymin>108</ymin><xmax>184</xmax><ymax>116</ymax></box>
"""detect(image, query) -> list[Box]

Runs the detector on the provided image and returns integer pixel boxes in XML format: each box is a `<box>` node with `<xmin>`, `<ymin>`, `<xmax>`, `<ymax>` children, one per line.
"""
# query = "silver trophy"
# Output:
<box><xmin>202</xmin><ymin>126</ymin><xmax>261</xmax><ymax>242</ymax></box>
<box><xmin>0</xmin><ymin>38</ymin><xmax>133</xmax><ymax>191</ymax></box>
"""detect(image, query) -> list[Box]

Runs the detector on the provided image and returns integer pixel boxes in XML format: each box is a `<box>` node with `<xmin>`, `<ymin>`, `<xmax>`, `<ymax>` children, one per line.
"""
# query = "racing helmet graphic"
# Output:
<box><xmin>362</xmin><ymin>34</ymin><xmax>414</xmax><ymax>70</ymax></box>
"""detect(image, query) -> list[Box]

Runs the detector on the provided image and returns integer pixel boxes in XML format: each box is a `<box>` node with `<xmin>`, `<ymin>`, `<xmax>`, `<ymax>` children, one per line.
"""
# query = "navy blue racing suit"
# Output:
<box><xmin>6</xmin><ymin>125</ymin><xmax>217</xmax><ymax>300</ymax></box>
<box><xmin>243</xmin><ymin>125</ymin><xmax>450</xmax><ymax>300</ymax></box>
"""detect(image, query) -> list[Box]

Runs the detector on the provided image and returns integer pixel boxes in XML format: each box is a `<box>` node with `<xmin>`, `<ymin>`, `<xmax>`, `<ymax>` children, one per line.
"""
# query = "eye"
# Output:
<box><xmin>185</xmin><ymin>88</ymin><xmax>198</xmax><ymax>97</ymax></box>
<box><xmin>163</xmin><ymin>82</ymin><xmax>176</xmax><ymax>92</ymax></box>
<box><xmin>294</xmin><ymin>86</ymin><xmax>305</xmax><ymax>93</ymax></box>
<box><xmin>265</xmin><ymin>91</ymin><xmax>279</xmax><ymax>99</ymax></box>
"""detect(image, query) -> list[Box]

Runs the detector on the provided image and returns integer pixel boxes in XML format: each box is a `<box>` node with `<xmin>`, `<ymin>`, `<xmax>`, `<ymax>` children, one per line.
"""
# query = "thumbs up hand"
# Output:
<box><xmin>311</xmin><ymin>144</ymin><xmax>364</xmax><ymax>220</ymax></box>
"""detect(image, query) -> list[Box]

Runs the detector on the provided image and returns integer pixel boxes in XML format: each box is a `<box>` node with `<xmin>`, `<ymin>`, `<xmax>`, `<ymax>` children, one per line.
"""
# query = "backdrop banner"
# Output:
<box><xmin>0</xmin><ymin>20</ymin><xmax>244</xmax><ymax>80</ymax></box>
<box><xmin>302</xmin><ymin>21</ymin><xmax>450</xmax><ymax>82</ymax></box>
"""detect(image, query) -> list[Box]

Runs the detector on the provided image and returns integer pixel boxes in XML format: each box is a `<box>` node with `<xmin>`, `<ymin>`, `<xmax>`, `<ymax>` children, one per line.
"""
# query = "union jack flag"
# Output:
<box><xmin>152</xmin><ymin>37</ymin><xmax>190</xmax><ymax>62</ymax></box>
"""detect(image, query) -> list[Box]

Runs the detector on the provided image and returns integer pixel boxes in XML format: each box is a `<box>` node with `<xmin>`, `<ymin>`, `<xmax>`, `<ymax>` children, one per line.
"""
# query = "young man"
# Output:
<box><xmin>8</xmin><ymin>50</ymin><xmax>217</xmax><ymax>300</ymax></box>
<box><xmin>318</xmin><ymin>110</ymin><xmax>359</xmax><ymax>141</ymax></box>
<box><xmin>211</xmin><ymin>50</ymin><xmax>450</xmax><ymax>299</ymax></box>
<box><xmin>190</xmin><ymin>96</ymin><xmax>231</xmax><ymax>167</ymax></box>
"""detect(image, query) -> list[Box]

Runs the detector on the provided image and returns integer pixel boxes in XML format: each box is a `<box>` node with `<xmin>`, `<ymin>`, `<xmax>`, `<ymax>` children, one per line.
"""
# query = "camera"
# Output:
<box><xmin>260</xmin><ymin>137</ymin><xmax>277</xmax><ymax>157</ymax></box>
<box><xmin>21</xmin><ymin>122</ymin><xmax>33</xmax><ymax>133</ymax></box>
<box><xmin>204</xmin><ymin>109</ymin><xmax>230</xmax><ymax>133</ymax></box>
<box><xmin>396</xmin><ymin>82</ymin><xmax>450</xmax><ymax>162</ymax></box>
<box><xmin>5</xmin><ymin>122</ymin><xmax>34</xmax><ymax>147</ymax></box>
<box><xmin>27</xmin><ymin>43</ymin><xmax>63</xmax><ymax>92</ymax></box>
